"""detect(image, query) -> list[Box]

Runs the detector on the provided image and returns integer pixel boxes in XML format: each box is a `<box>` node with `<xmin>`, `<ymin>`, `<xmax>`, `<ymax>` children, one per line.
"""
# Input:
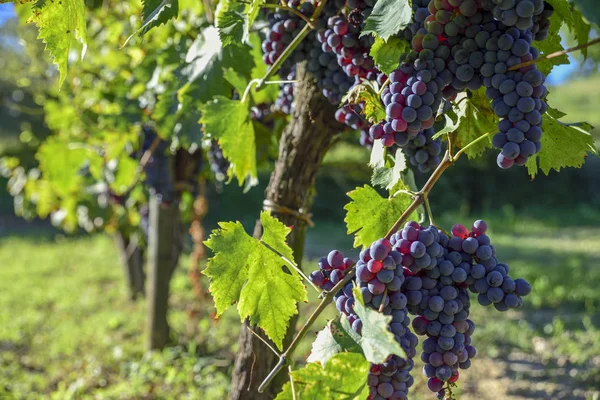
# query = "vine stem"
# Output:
<box><xmin>257</xmin><ymin>265</ymin><xmax>356</xmax><ymax>393</ymax></box>
<box><xmin>260</xmin><ymin>240</ymin><xmax>322</xmax><ymax>294</ymax></box>
<box><xmin>253</xmin><ymin>0</ymin><xmax>328</xmax><ymax>90</ymax></box>
<box><xmin>452</xmin><ymin>131</ymin><xmax>495</xmax><ymax>161</ymax></box>
<box><xmin>508</xmin><ymin>37</ymin><xmax>600</xmax><ymax>71</ymax></box>
<box><xmin>384</xmin><ymin>151</ymin><xmax>451</xmax><ymax>239</ymax></box>
<box><xmin>377</xmin><ymin>77</ymin><xmax>390</xmax><ymax>98</ymax></box>
<box><xmin>258</xmin><ymin>130</ymin><xmax>484</xmax><ymax>393</ymax></box>
<box><xmin>260</xmin><ymin>3</ymin><xmax>316</xmax><ymax>28</ymax></box>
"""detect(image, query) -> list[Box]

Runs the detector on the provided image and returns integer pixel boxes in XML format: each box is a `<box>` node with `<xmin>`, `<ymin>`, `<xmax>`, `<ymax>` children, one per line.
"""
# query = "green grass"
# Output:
<box><xmin>1</xmin><ymin>215</ymin><xmax>599</xmax><ymax>400</ymax></box>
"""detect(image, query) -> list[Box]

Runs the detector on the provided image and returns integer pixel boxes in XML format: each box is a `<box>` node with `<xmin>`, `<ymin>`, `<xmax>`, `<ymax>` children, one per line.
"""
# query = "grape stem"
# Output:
<box><xmin>508</xmin><ymin>37</ymin><xmax>600</xmax><ymax>71</ymax></box>
<box><xmin>259</xmin><ymin>3</ymin><xmax>317</xmax><ymax>28</ymax></box>
<box><xmin>378</xmin><ymin>288</ymin><xmax>388</xmax><ymax>313</ymax></box>
<box><xmin>257</xmin><ymin>265</ymin><xmax>356</xmax><ymax>393</ymax></box>
<box><xmin>246</xmin><ymin>326</ymin><xmax>281</xmax><ymax>356</ymax></box>
<box><xmin>424</xmin><ymin>194</ymin><xmax>435</xmax><ymax>226</ymax></box>
<box><xmin>259</xmin><ymin>239</ymin><xmax>322</xmax><ymax>294</ymax></box>
<box><xmin>377</xmin><ymin>77</ymin><xmax>391</xmax><ymax>98</ymax></box>
<box><xmin>452</xmin><ymin>131</ymin><xmax>495</xmax><ymax>161</ymax></box>
<box><xmin>253</xmin><ymin>0</ymin><xmax>329</xmax><ymax>90</ymax></box>
<box><xmin>288</xmin><ymin>365</ymin><xmax>297</xmax><ymax>400</ymax></box>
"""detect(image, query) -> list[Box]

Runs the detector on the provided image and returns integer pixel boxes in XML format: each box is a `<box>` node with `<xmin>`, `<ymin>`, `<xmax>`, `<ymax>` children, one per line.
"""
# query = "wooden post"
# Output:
<box><xmin>113</xmin><ymin>231</ymin><xmax>145</xmax><ymax>300</ymax></box>
<box><xmin>146</xmin><ymin>194</ymin><xmax>182</xmax><ymax>350</ymax></box>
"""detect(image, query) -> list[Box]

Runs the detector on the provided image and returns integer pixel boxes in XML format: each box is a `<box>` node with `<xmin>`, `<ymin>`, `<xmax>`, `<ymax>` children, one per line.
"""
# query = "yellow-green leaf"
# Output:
<box><xmin>275</xmin><ymin>353</ymin><xmax>370</xmax><ymax>400</ymax></box>
<box><xmin>203</xmin><ymin>212</ymin><xmax>307</xmax><ymax>349</ymax></box>
<box><xmin>28</xmin><ymin>0</ymin><xmax>87</xmax><ymax>87</ymax></box>
<box><xmin>345</xmin><ymin>185</ymin><xmax>417</xmax><ymax>248</ymax></box>
<box><xmin>199</xmin><ymin>96</ymin><xmax>257</xmax><ymax>187</ymax></box>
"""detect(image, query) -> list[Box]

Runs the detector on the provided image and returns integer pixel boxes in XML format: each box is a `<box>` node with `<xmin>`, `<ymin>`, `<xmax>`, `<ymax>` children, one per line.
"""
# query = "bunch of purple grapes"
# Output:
<box><xmin>356</xmin><ymin>239</ymin><xmax>417</xmax><ymax>400</ymax></box>
<box><xmin>372</xmin><ymin>0</ymin><xmax>550</xmax><ymax>170</ymax></box>
<box><xmin>262</xmin><ymin>0</ymin><xmax>354</xmax><ymax>107</ymax></box>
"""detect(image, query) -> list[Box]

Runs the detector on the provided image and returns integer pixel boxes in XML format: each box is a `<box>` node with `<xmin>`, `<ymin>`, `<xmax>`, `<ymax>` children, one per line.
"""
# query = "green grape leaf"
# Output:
<box><xmin>361</xmin><ymin>0</ymin><xmax>412</xmax><ymax>42</ymax></box>
<box><xmin>199</xmin><ymin>96</ymin><xmax>257</xmax><ymax>187</ymax></box>
<box><xmin>179</xmin><ymin>28</ymin><xmax>254</xmax><ymax>107</ymax></box>
<box><xmin>352</xmin><ymin>287</ymin><xmax>406</xmax><ymax>363</ymax></box>
<box><xmin>445</xmin><ymin>90</ymin><xmax>497</xmax><ymax>159</ymax></box>
<box><xmin>370</xmin><ymin>36</ymin><xmax>410</xmax><ymax>76</ymax></box>
<box><xmin>204</xmin><ymin>212</ymin><xmax>307</xmax><ymax>350</ymax></box>
<box><xmin>217</xmin><ymin>8</ymin><xmax>249</xmax><ymax>47</ymax></box>
<box><xmin>307</xmin><ymin>319</ymin><xmax>363</xmax><ymax>365</ymax></box>
<box><xmin>345</xmin><ymin>184</ymin><xmax>417</xmax><ymax>248</ymax></box>
<box><xmin>371</xmin><ymin>148</ymin><xmax>407</xmax><ymax>191</ymax></box>
<box><xmin>344</xmin><ymin>83</ymin><xmax>386</xmax><ymax>124</ymax></box>
<box><xmin>573</xmin><ymin>0</ymin><xmax>600</xmax><ymax>27</ymax></box>
<box><xmin>275</xmin><ymin>353</ymin><xmax>370</xmax><ymax>400</ymax></box>
<box><xmin>432</xmin><ymin>107</ymin><xmax>460</xmax><ymax>139</ymax></box>
<box><xmin>27</xmin><ymin>0</ymin><xmax>87</xmax><ymax>87</ymax></box>
<box><xmin>534</xmin><ymin>8</ymin><xmax>568</xmax><ymax>75</ymax></box>
<box><xmin>525</xmin><ymin>107</ymin><xmax>597</xmax><ymax>177</ymax></box>
<box><xmin>124</xmin><ymin>0</ymin><xmax>178</xmax><ymax>46</ymax></box>
<box><xmin>216</xmin><ymin>0</ymin><xmax>263</xmax><ymax>48</ymax></box>
<box><xmin>570</xmin><ymin>8</ymin><xmax>592</xmax><ymax>58</ymax></box>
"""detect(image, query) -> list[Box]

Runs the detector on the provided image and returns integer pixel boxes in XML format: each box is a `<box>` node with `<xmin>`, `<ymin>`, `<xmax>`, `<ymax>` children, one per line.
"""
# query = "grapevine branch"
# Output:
<box><xmin>508</xmin><ymin>37</ymin><xmax>600</xmax><ymax>71</ymax></box>
<box><xmin>258</xmin><ymin>129</ymin><xmax>491</xmax><ymax>393</ymax></box>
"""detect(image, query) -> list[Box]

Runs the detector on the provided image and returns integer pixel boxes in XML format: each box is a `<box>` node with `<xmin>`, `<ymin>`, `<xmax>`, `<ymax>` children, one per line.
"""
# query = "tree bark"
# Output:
<box><xmin>146</xmin><ymin>194</ymin><xmax>183</xmax><ymax>350</ymax></box>
<box><xmin>229</xmin><ymin>63</ymin><xmax>346</xmax><ymax>400</ymax></box>
<box><xmin>113</xmin><ymin>230</ymin><xmax>145</xmax><ymax>301</ymax></box>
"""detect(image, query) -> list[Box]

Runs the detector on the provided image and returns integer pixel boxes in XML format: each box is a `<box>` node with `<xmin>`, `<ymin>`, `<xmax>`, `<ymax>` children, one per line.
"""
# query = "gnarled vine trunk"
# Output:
<box><xmin>229</xmin><ymin>64</ymin><xmax>345</xmax><ymax>400</ymax></box>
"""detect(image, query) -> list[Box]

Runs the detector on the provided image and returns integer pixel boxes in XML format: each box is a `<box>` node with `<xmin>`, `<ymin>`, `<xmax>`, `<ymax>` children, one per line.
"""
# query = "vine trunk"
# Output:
<box><xmin>229</xmin><ymin>63</ymin><xmax>345</xmax><ymax>400</ymax></box>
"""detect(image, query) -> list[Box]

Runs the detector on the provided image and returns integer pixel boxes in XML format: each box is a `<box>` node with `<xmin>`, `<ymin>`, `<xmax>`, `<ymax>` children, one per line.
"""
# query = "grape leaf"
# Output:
<box><xmin>199</xmin><ymin>96</ymin><xmax>257</xmax><ymax>187</ymax></box>
<box><xmin>570</xmin><ymin>8</ymin><xmax>592</xmax><ymax>58</ymax></box>
<box><xmin>344</xmin><ymin>83</ymin><xmax>386</xmax><ymax>124</ymax></box>
<box><xmin>446</xmin><ymin>90</ymin><xmax>497</xmax><ymax>159</ymax></box>
<box><xmin>307</xmin><ymin>319</ymin><xmax>363</xmax><ymax>365</ymax></box>
<box><xmin>573</xmin><ymin>0</ymin><xmax>600</xmax><ymax>27</ymax></box>
<box><xmin>525</xmin><ymin>107</ymin><xmax>597</xmax><ymax>177</ymax></box>
<box><xmin>216</xmin><ymin>0</ymin><xmax>263</xmax><ymax>47</ymax></box>
<box><xmin>370</xmin><ymin>36</ymin><xmax>410</xmax><ymax>76</ymax></box>
<box><xmin>217</xmin><ymin>8</ymin><xmax>249</xmax><ymax>47</ymax></box>
<box><xmin>275</xmin><ymin>353</ymin><xmax>370</xmax><ymax>400</ymax></box>
<box><xmin>345</xmin><ymin>185</ymin><xmax>417</xmax><ymax>248</ymax></box>
<box><xmin>361</xmin><ymin>0</ymin><xmax>412</xmax><ymax>42</ymax></box>
<box><xmin>352</xmin><ymin>287</ymin><xmax>406</xmax><ymax>363</ymax></box>
<box><xmin>371</xmin><ymin>148</ymin><xmax>407</xmax><ymax>191</ymax></box>
<box><xmin>180</xmin><ymin>27</ymin><xmax>254</xmax><ymax>105</ymax></box>
<box><xmin>204</xmin><ymin>211</ymin><xmax>307</xmax><ymax>350</ymax></box>
<box><xmin>27</xmin><ymin>0</ymin><xmax>87</xmax><ymax>87</ymax></box>
<box><xmin>534</xmin><ymin>3</ymin><xmax>569</xmax><ymax>75</ymax></box>
<box><xmin>124</xmin><ymin>0</ymin><xmax>178</xmax><ymax>46</ymax></box>
<box><xmin>545</xmin><ymin>0</ymin><xmax>590</xmax><ymax>57</ymax></box>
